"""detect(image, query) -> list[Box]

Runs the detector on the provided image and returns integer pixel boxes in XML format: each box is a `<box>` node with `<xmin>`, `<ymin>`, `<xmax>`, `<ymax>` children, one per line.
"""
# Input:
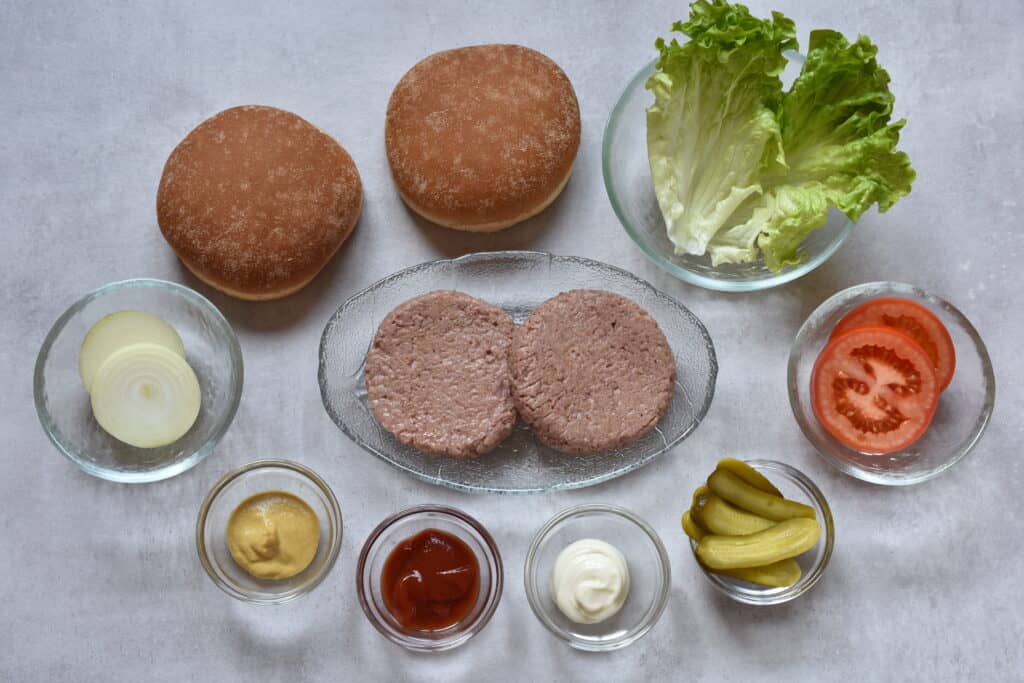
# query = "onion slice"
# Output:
<box><xmin>90</xmin><ymin>342</ymin><xmax>201</xmax><ymax>448</ymax></box>
<box><xmin>79</xmin><ymin>311</ymin><xmax>185</xmax><ymax>393</ymax></box>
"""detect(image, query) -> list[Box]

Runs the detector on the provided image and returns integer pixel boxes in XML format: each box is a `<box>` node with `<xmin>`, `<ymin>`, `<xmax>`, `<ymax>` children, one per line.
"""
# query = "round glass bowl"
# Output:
<box><xmin>319</xmin><ymin>250</ymin><xmax>717</xmax><ymax>493</ymax></box>
<box><xmin>689</xmin><ymin>460</ymin><xmax>834</xmax><ymax>606</ymax></box>
<box><xmin>602</xmin><ymin>56</ymin><xmax>853</xmax><ymax>292</ymax></box>
<box><xmin>33</xmin><ymin>278</ymin><xmax>243</xmax><ymax>483</ymax></box>
<box><xmin>196</xmin><ymin>460</ymin><xmax>342</xmax><ymax>604</ymax></box>
<box><xmin>356</xmin><ymin>506</ymin><xmax>503</xmax><ymax>652</ymax></box>
<box><xmin>788</xmin><ymin>282</ymin><xmax>995</xmax><ymax>485</ymax></box>
<box><xmin>524</xmin><ymin>504</ymin><xmax>670</xmax><ymax>651</ymax></box>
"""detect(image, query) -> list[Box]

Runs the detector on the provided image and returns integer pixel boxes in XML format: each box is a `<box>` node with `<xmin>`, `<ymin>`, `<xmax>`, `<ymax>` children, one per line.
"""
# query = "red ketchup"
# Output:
<box><xmin>381</xmin><ymin>528</ymin><xmax>480</xmax><ymax>631</ymax></box>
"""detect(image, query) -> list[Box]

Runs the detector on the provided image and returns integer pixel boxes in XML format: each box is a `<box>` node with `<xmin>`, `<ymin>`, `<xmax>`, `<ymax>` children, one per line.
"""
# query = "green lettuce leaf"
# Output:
<box><xmin>709</xmin><ymin>185</ymin><xmax>831</xmax><ymax>268</ymax></box>
<box><xmin>708</xmin><ymin>29</ymin><xmax>916</xmax><ymax>270</ymax></box>
<box><xmin>646</xmin><ymin>1</ymin><xmax>797</xmax><ymax>257</ymax></box>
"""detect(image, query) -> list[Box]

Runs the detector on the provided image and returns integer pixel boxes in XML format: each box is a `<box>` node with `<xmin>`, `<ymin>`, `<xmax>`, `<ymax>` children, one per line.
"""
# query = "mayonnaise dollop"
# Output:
<box><xmin>551</xmin><ymin>538</ymin><xmax>630</xmax><ymax>624</ymax></box>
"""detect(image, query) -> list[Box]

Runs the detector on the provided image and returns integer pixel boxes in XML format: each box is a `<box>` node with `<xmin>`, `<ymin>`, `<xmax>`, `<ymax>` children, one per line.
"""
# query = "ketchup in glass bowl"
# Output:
<box><xmin>381</xmin><ymin>529</ymin><xmax>480</xmax><ymax>630</ymax></box>
<box><xmin>357</xmin><ymin>506</ymin><xmax>503</xmax><ymax>651</ymax></box>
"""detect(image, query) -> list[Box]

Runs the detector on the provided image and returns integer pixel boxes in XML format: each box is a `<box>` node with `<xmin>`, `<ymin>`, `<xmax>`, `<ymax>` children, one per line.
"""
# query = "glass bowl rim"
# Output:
<box><xmin>317</xmin><ymin>249</ymin><xmax>718</xmax><ymax>494</ymax></box>
<box><xmin>786</xmin><ymin>280</ymin><xmax>996</xmax><ymax>486</ymax></box>
<box><xmin>523</xmin><ymin>503</ymin><xmax>671</xmax><ymax>651</ymax></box>
<box><xmin>354</xmin><ymin>504</ymin><xmax>504</xmax><ymax>652</ymax></box>
<box><xmin>33</xmin><ymin>277</ymin><xmax>244</xmax><ymax>483</ymax></box>
<box><xmin>194</xmin><ymin>458</ymin><xmax>343</xmax><ymax>604</ymax></box>
<box><xmin>601</xmin><ymin>56</ymin><xmax>855</xmax><ymax>293</ymax></box>
<box><xmin>688</xmin><ymin>459</ymin><xmax>835</xmax><ymax>606</ymax></box>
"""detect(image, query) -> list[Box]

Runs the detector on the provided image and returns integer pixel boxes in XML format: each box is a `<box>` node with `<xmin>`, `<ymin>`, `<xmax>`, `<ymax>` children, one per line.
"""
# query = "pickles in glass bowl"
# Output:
<box><xmin>683</xmin><ymin>459</ymin><xmax>834</xmax><ymax>605</ymax></box>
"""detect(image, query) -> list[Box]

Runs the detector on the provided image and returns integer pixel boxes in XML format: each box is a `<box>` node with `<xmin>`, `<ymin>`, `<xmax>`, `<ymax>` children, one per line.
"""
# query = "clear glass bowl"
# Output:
<box><xmin>33</xmin><ymin>278</ymin><xmax>244</xmax><ymax>483</ymax></box>
<box><xmin>524</xmin><ymin>504</ymin><xmax>670</xmax><ymax>651</ymax></box>
<box><xmin>788</xmin><ymin>281</ymin><xmax>995</xmax><ymax>485</ymax></box>
<box><xmin>196</xmin><ymin>460</ymin><xmax>342</xmax><ymax>604</ymax></box>
<box><xmin>602</xmin><ymin>55</ymin><xmax>854</xmax><ymax>292</ymax></box>
<box><xmin>688</xmin><ymin>460</ymin><xmax>834</xmax><ymax>606</ymax></box>
<box><xmin>356</xmin><ymin>505</ymin><xmax>503</xmax><ymax>652</ymax></box>
<box><xmin>318</xmin><ymin>250</ymin><xmax>717</xmax><ymax>493</ymax></box>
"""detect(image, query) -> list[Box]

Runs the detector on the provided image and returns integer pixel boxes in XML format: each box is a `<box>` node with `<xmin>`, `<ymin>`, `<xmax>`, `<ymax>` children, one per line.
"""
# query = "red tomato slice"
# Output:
<box><xmin>831</xmin><ymin>297</ymin><xmax>956</xmax><ymax>391</ymax></box>
<box><xmin>812</xmin><ymin>326</ymin><xmax>940</xmax><ymax>454</ymax></box>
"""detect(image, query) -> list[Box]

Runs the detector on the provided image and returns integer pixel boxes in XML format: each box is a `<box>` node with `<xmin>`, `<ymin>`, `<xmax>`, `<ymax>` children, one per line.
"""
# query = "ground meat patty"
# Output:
<box><xmin>510</xmin><ymin>290</ymin><xmax>676</xmax><ymax>455</ymax></box>
<box><xmin>365</xmin><ymin>291</ymin><xmax>516</xmax><ymax>458</ymax></box>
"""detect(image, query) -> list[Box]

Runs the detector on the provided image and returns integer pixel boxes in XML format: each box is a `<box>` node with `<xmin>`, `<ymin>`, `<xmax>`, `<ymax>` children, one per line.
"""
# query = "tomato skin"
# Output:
<box><xmin>831</xmin><ymin>297</ymin><xmax>956</xmax><ymax>391</ymax></box>
<box><xmin>812</xmin><ymin>325</ymin><xmax>940</xmax><ymax>454</ymax></box>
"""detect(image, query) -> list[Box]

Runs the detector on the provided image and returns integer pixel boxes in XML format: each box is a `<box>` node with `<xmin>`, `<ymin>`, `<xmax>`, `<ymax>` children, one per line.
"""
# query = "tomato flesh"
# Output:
<box><xmin>812</xmin><ymin>326</ymin><xmax>940</xmax><ymax>454</ymax></box>
<box><xmin>831</xmin><ymin>297</ymin><xmax>956</xmax><ymax>391</ymax></box>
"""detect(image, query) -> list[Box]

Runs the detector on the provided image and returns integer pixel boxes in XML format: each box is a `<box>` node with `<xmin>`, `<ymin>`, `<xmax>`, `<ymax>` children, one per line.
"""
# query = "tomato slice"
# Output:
<box><xmin>812</xmin><ymin>326</ymin><xmax>940</xmax><ymax>454</ymax></box>
<box><xmin>831</xmin><ymin>297</ymin><xmax>956</xmax><ymax>391</ymax></box>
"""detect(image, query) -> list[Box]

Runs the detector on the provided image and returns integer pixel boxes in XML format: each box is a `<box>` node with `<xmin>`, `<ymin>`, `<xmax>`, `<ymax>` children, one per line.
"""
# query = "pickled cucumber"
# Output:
<box><xmin>690</xmin><ymin>485</ymin><xmax>710</xmax><ymax>514</ymax></box>
<box><xmin>697</xmin><ymin>494</ymin><xmax>776</xmax><ymax>536</ymax></box>
<box><xmin>716</xmin><ymin>458</ymin><xmax>782</xmax><ymax>496</ymax></box>
<box><xmin>707</xmin><ymin>469</ymin><xmax>816</xmax><ymax>522</ymax></box>
<box><xmin>709</xmin><ymin>559</ymin><xmax>802</xmax><ymax>588</ymax></box>
<box><xmin>696</xmin><ymin>518</ymin><xmax>821</xmax><ymax>570</ymax></box>
<box><xmin>681</xmin><ymin>511</ymin><xmax>706</xmax><ymax>541</ymax></box>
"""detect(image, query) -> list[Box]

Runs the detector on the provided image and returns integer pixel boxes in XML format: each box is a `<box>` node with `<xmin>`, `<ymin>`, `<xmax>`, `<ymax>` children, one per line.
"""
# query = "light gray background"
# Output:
<box><xmin>2</xmin><ymin>1</ymin><xmax>1021</xmax><ymax>681</ymax></box>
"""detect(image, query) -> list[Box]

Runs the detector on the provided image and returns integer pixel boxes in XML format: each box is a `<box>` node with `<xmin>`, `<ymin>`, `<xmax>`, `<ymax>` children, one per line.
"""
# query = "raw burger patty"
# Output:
<box><xmin>365</xmin><ymin>291</ymin><xmax>516</xmax><ymax>458</ymax></box>
<box><xmin>510</xmin><ymin>289</ymin><xmax>676</xmax><ymax>455</ymax></box>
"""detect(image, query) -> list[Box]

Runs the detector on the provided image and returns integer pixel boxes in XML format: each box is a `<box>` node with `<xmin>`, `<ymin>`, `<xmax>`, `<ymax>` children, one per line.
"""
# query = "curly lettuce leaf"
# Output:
<box><xmin>709</xmin><ymin>185</ymin><xmax>831</xmax><ymax>267</ymax></box>
<box><xmin>646</xmin><ymin>1</ymin><xmax>797</xmax><ymax>257</ymax></box>
<box><xmin>709</xmin><ymin>30</ymin><xmax>916</xmax><ymax>270</ymax></box>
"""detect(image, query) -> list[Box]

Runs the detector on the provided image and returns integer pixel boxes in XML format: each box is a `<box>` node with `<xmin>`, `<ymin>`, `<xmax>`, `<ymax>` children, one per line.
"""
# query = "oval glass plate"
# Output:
<box><xmin>318</xmin><ymin>251</ymin><xmax>717</xmax><ymax>493</ymax></box>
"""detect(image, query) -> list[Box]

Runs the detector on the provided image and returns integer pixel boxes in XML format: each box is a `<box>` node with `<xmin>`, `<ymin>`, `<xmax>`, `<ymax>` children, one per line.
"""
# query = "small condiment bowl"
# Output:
<box><xmin>788</xmin><ymin>282</ymin><xmax>995</xmax><ymax>485</ymax></box>
<box><xmin>602</xmin><ymin>55</ymin><xmax>854</xmax><ymax>292</ymax></box>
<box><xmin>33</xmin><ymin>278</ymin><xmax>243</xmax><ymax>483</ymax></box>
<box><xmin>689</xmin><ymin>460</ymin><xmax>834</xmax><ymax>606</ymax></box>
<box><xmin>524</xmin><ymin>504</ymin><xmax>670</xmax><ymax>651</ymax></box>
<box><xmin>196</xmin><ymin>460</ymin><xmax>342</xmax><ymax>604</ymax></box>
<box><xmin>356</xmin><ymin>505</ymin><xmax>503</xmax><ymax>652</ymax></box>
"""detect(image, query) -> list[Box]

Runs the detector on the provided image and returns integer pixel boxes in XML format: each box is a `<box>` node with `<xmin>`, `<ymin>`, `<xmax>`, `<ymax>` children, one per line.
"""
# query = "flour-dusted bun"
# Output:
<box><xmin>157</xmin><ymin>105</ymin><xmax>362</xmax><ymax>300</ymax></box>
<box><xmin>385</xmin><ymin>45</ymin><xmax>580</xmax><ymax>232</ymax></box>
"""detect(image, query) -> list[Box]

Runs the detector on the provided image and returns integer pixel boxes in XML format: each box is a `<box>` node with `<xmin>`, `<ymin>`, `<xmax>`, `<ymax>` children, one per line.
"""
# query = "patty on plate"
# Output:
<box><xmin>510</xmin><ymin>289</ymin><xmax>675</xmax><ymax>455</ymax></box>
<box><xmin>365</xmin><ymin>291</ymin><xmax>516</xmax><ymax>458</ymax></box>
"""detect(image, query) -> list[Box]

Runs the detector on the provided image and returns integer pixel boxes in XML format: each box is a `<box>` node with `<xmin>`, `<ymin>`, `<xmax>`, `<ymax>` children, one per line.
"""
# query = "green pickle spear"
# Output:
<box><xmin>710</xmin><ymin>559</ymin><xmax>802</xmax><ymax>587</ymax></box>
<box><xmin>689</xmin><ymin>485</ymin><xmax>711</xmax><ymax>519</ymax></box>
<box><xmin>681</xmin><ymin>511</ymin><xmax>706</xmax><ymax>541</ymax></box>
<box><xmin>716</xmin><ymin>458</ymin><xmax>782</xmax><ymax>496</ymax></box>
<box><xmin>698</xmin><ymin>494</ymin><xmax>776</xmax><ymax>535</ymax></box>
<box><xmin>697</xmin><ymin>518</ymin><xmax>821</xmax><ymax>570</ymax></box>
<box><xmin>707</xmin><ymin>469</ymin><xmax>816</xmax><ymax>521</ymax></box>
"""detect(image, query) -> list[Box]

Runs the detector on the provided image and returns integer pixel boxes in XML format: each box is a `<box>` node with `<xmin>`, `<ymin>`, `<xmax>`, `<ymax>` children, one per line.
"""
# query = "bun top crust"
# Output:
<box><xmin>157</xmin><ymin>105</ymin><xmax>362</xmax><ymax>298</ymax></box>
<box><xmin>385</xmin><ymin>44</ymin><xmax>580</xmax><ymax>228</ymax></box>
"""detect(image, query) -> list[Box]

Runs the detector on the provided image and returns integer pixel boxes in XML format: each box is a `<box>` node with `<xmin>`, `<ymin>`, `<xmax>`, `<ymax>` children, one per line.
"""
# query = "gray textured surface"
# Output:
<box><xmin>1</xmin><ymin>1</ymin><xmax>1021</xmax><ymax>680</ymax></box>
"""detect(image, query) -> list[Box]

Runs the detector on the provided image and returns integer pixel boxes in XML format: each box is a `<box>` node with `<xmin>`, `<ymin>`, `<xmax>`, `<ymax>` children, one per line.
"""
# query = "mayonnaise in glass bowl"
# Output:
<box><xmin>524</xmin><ymin>504</ymin><xmax>670</xmax><ymax>651</ymax></box>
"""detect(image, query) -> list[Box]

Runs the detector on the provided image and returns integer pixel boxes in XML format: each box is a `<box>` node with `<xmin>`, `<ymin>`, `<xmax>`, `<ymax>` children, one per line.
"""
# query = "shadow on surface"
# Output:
<box><xmin>168</xmin><ymin>219</ymin><xmax>366</xmax><ymax>335</ymax></box>
<box><xmin>405</xmin><ymin>172</ymin><xmax>578</xmax><ymax>258</ymax></box>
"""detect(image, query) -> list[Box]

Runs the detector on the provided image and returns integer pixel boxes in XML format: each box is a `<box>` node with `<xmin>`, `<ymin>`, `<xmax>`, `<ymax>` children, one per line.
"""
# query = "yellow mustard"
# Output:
<box><xmin>226</xmin><ymin>491</ymin><xmax>320</xmax><ymax>580</ymax></box>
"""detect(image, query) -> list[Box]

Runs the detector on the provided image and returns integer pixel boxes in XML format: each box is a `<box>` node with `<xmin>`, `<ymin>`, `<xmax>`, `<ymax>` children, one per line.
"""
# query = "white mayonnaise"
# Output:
<box><xmin>551</xmin><ymin>538</ymin><xmax>630</xmax><ymax>624</ymax></box>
